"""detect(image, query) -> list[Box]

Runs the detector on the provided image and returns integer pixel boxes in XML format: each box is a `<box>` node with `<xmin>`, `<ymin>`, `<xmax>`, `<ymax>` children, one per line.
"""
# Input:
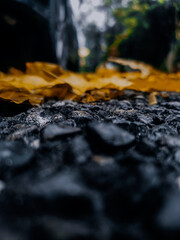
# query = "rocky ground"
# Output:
<box><xmin>1</xmin><ymin>90</ymin><xmax>180</xmax><ymax>239</ymax></box>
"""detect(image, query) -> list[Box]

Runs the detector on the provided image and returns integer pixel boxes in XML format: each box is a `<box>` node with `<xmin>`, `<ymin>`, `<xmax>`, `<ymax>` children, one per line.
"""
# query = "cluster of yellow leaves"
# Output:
<box><xmin>0</xmin><ymin>61</ymin><xmax>132</xmax><ymax>105</ymax></box>
<box><xmin>108</xmin><ymin>58</ymin><xmax>180</xmax><ymax>93</ymax></box>
<box><xmin>1</xmin><ymin>58</ymin><xmax>180</xmax><ymax>105</ymax></box>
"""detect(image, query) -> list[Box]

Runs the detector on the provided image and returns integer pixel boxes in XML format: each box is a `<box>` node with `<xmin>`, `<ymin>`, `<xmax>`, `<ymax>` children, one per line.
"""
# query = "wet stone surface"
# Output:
<box><xmin>1</xmin><ymin>91</ymin><xmax>180</xmax><ymax>239</ymax></box>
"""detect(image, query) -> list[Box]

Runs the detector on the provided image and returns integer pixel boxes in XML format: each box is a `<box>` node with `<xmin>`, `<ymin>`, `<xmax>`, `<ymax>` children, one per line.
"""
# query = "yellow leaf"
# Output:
<box><xmin>0</xmin><ymin>59</ymin><xmax>180</xmax><ymax>105</ymax></box>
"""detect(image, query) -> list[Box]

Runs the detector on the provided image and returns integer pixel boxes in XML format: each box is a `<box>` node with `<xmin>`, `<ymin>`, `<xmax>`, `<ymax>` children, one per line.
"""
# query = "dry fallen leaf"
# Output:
<box><xmin>0</xmin><ymin>59</ymin><xmax>180</xmax><ymax>105</ymax></box>
<box><xmin>0</xmin><ymin>62</ymin><xmax>132</xmax><ymax>105</ymax></box>
<box><xmin>148</xmin><ymin>92</ymin><xmax>158</xmax><ymax>105</ymax></box>
<box><xmin>108</xmin><ymin>58</ymin><xmax>180</xmax><ymax>93</ymax></box>
<box><xmin>108</xmin><ymin>57</ymin><xmax>159</xmax><ymax>77</ymax></box>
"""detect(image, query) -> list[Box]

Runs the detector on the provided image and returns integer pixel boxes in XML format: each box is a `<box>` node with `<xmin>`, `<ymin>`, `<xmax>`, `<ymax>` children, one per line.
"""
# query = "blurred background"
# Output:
<box><xmin>70</xmin><ymin>0</ymin><xmax>180</xmax><ymax>72</ymax></box>
<box><xmin>0</xmin><ymin>0</ymin><xmax>180</xmax><ymax>73</ymax></box>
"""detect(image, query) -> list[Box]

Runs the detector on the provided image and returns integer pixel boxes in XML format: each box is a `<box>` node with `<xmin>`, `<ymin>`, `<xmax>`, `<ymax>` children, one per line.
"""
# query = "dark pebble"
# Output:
<box><xmin>87</xmin><ymin>122</ymin><xmax>135</xmax><ymax>151</ymax></box>
<box><xmin>161</xmin><ymin>102</ymin><xmax>180</xmax><ymax>111</ymax></box>
<box><xmin>71</xmin><ymin>110</ymin><xmax>93</xmax><ymax>124</ymax></box>
<box><xmin>65</xmin><ymin>136</ymin><xmax>92</xmax><ymax>164</ymax></box>
<box><xmin>42</xmin><ymin>124</ymin><xmax>81</xmax><ymax>140</ymax></box>
<box><xmin>156</xmin><ymin>190</ymin><xmax>180</xmax><ymax>235</ymax></box>
<box><xmin>0</xmin><ymin>141</ymin><xmax>34</xmax><ymax>177</ymax></box>
<box><xmin>2</xmin><ymin>170</ymin><xmax>100</xmax><ymax>219</ymax></box>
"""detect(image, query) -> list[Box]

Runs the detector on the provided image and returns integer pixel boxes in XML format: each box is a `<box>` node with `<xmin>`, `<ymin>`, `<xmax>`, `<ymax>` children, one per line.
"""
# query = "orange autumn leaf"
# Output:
<box><xmin>0</xmin><ymin>59</ymin><xmax>180</xmax><ymax>105</ymax></box>
<box><xmin>108</xmin><ymin>58</ymin><xmax>180</xmax><ymax>92</ymax></box>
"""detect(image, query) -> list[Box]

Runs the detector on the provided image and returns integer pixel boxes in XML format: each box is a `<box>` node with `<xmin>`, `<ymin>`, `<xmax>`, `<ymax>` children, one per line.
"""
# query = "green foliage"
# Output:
<box><xmin>106</xmin><ymin>0</ymin><xmax>168</xmax><ymax>51</ymax></box>
<box><xmin>81</xmin><ymin>0</ymin><xmax>179</xmax><ymax>71</ymax></box>
<box><xmin>104</xmin><ymin>0</ymin><xmax>178</xmax><ymax>70</ymax></box>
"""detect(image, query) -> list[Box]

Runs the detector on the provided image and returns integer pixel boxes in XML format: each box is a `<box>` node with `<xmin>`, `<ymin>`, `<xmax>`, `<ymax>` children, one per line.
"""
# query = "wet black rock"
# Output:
<box><xmin>30</xmin><ymin>217</ymin><xmax>100</xmax><ymax>240</ymax></box>
<box><xmin>65</xmin><ymin>136</ymin><xmax>92</xmax><ymax>164</ymax></box>
<box><xmin>129</xmin><ymin>121</ymin><xmax>149</xmax><ymax>139</ymax></box>
<box><xmin>87</xmin><ymin>122</ymin><xmax>135</xmax><ymax>151</ymax></box>
<box><xmin>0</xmin><ymin>141</ymin><xmax>34</xmax><ymax>178</ymax></box>
<box><xmin>150</xmin><ymin>124</ymin><xmax>178</xmax><ymax>141</ymax></box>
<box><xmin>104</xmin><ymin>163</ymin><xmax>162</xmax><ymax>223</ymax></box>
<box><xmin>42</xmin><ymin>124</ymin><xmax>81</xmax><ymax>141</ymax></box>
<box><xmin>161</xmin><ymin>135</ymin><xmax>180</xmax><ymax>149</ymax></box>
<box><xmin>174</xmin><ymin>149</ymin><xmax>180</xmax><ymax>164</ymax></box>
<box><xmin>115</xmin><ymin>100</ymin><xmax>133</xmax><ymax>110</ymax></box>
<box><xmin>161</xmin><ymin>102</ymin><xmax>180</xmax><ymax>111</ymax></box>
<box><xmin>116</xmin><ymin>149</ymin><xmax>154</xmax><ymax>164</ymax></box>
<box><xmin>2</xmin><ymin>169</ymin><xmax>101</xmax><ymax>222</ymax></box>
<box><xmin>28</xmin><ymin>170</ymin><xmax>99</xmax><ymax>218</ymax></box>
<box><xmin>71</xmin><ymin>110</ymin><xmax>93</xmax><ymax>124</ymax></box>
<box><xmin>156</xmin><ymin>190</ymin><xmax>180</xmax><ymax>238</ymax></box>
<box><xmin>136</xmin><ymin>138</ymin><xmax>157</xmax><ymax>156</ymax></box>
<box><xmin>137</xmin><ymin>114</ymin><xmax>154</xmax><ymax>125</ymax></box>
<box><xmin>112</xmin><ymin>119</ymin><xmax>131</xmax><ymax>131</ymax></box>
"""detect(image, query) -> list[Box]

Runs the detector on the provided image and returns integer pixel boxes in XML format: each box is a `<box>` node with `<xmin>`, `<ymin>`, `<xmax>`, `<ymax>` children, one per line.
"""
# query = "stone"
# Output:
<box><xmin>26</xmin><ymin>110</ymin><xmax>52</xmax><ymax>128</ymax></box>
<box><xmin>42</xmin><ymin>124</ymin><xmax>81</xmax><ymax>141</ymax></box>
<box><xmin>7</xmin><ymin>125</ymin><xmax>38</xmax><ymax>141</ymax></box>
<box><xmin>136</xmin><ymin>138</ymin><xmax>157</xmax><ymax>156</ymax></box>
<box><xmin>31</xmin><ymin>217</ymin><xmax>99</xmax><ymax>240</ymax></box>
<box><xmin>113</xmin><ymin>119</ymin><xmax>131</xmax><ymax>131</ymax></box>
<box><xmin>116</xmin><ymin>149</ymin><xmax>154</xmax><ymax>164</ymax></box>
<box><xmin>105</xmin><ymin>164</ymin><xmax>161</xmax><ymax>222</ymax></box>
<box><xmin>161</xmin><ymin>136</ymin><xmax>180</xmax><ymax>149</ymax></box>
<box><xmin>4</xmin><ymin>170</ymin><xmax>101</xmax><ymax>219</ymax></box>
<box><xmin>150</xmin><ymin>124</ymin><xmax>178</xmax><ymax>140</ymax></box>
<box><xmin>116</xmin><ymin>100</ymin><xmax>133</xmax><ymax>110</ymax></box>
<box><xmin>137</xmin><ymin>114</ymin><xmax>154</xmax><ymax>125</ymax></box>
<box><xmin>71</xmin><ymin>111</ymin><xmax>93</xmax><ymax>124</ymax></box>
<box><xmin>165</xmin><ymin>115</ymin><xmax>180</xmax><ymax>131</ymax></box>
<box><xmin>174</xmin><ymin>149</ymin><xmax>180</xmax><ymax>164</ymax></box>
<box><xmin>0</xmin><ymin>141</ymin><xmax>34</xmax><ymax>176</ymax></box>
<box><xmin>0</xmin><ymin>180</ymin><xmax>5</xmax><ymax>193</ymax></box>
<box><xmin>87</xmin><ymin>122</ymin><xmax>135</xmax><ymax>151</ymax></box>
<box><xmin>129</xmin><ymin>121</ymin><xmax>149</xmax><ymax>139</ymax></box>
<box><xmin>156</xmin><ymin>190</ymin><xmax>180</xmax><ymax>232</ymax></box>
<box><xmin>161</xmin><ymin>102</ymin><xmax>180</xmax><ymax>111</ymax></box>
<box><xmin>65</xmin><ymin>136</ymin><xmax>92</xmax><ymax>164</ymax></box>
<box><xmin>93</xmin><ymin>155</ymin><xmax>114</xmax><ymax>166</ymax></box>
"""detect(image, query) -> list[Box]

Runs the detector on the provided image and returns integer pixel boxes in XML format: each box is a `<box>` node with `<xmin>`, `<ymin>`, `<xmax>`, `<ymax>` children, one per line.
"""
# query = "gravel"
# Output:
<box><xmin>1</xmin><ymin>90</ymin><xmax>180</xmax><ymax>239</ymax></box>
